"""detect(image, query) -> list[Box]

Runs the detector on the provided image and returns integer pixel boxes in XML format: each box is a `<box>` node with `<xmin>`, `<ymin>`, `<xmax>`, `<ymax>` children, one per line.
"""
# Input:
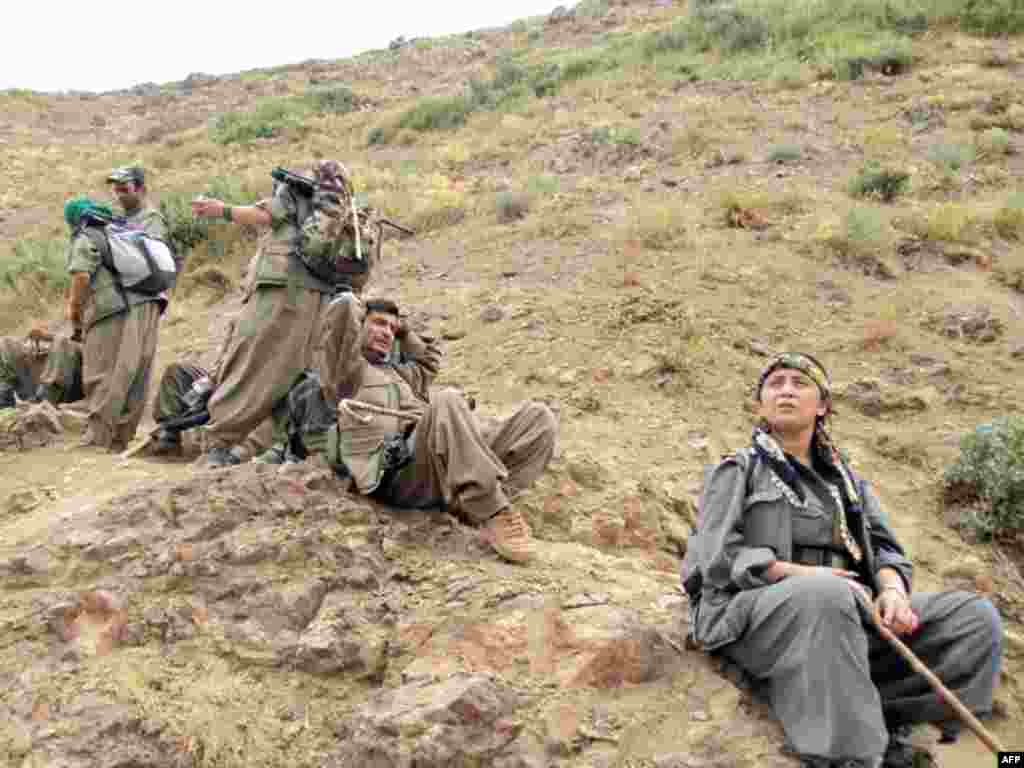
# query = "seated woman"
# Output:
<box><xmin>682</xmin><ymin>353</ymin><xmax>1002</xmax><ymax>768</ymax></box>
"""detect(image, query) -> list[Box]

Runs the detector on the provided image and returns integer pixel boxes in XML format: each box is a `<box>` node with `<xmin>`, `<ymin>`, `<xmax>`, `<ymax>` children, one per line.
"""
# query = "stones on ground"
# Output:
<box><xmin>480</xmin><ymin>304</ymin><xmax>506</xmax><ymax>323</ymax></box>
<box><xmin>926</xmin><ymin>303</ymin><xmax>1004</xmax><ymax>342</ymax></box>
<box><xmin>836</xmin><ymin>378</ymin><xmax>938</xmax><ymax>418</ymax></box>
<box><xmin>48</xmin><ymin>590</ymin><xmax>128</xmax><ymax>657</ymax></box>
<box><xmin>0</xmin><ymin>401</ymin><xmax>64</xmax><ymax>449</ymax></box>
<box><xmin>330</xmin><ymin>673</ymin><xmax>525</xmax><ymax>767</ymax></box>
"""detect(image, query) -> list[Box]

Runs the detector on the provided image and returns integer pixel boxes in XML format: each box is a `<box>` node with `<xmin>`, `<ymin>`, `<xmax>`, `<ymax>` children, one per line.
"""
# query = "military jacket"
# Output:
<box><xmin>251</xmin><ymin>185</ymin><xmax>335</xmax><ymax>295</ymax></box>
<box><xmin>66</xmin><ymin>227</ymin><xmax>162</xmax><ymax>330</ymax></box>
<box><xmin>321</xmin><ymin>294</ymin><xmax>440</xmax><ymax>493</ymax></box>
<box><xmin>687</xmin><ymin>449</ymin><xmax>913</xmax><ymax>651</ymax></box>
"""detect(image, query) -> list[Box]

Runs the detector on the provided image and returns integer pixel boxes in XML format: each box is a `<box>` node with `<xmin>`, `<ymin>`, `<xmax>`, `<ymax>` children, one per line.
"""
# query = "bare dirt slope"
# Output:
<box><xmin>1</xmin><ymin>1</ymin><xmax>1023</xmax><ymax>766</ymax></box>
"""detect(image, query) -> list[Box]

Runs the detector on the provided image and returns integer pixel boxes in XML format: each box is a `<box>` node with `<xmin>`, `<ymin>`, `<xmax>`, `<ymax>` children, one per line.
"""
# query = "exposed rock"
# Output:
<box><xmin>480</xmin><ymin>304</ymin><xmax>506</xmax><ymax>323</ymax></box>
<box><xmin>836</xmin><ymin>379</ymin><xmax>938</xmax><ymax>418</ymax></box>
<box><xmin>0</xmin><ymin>401</ymin><xmax>64</xmax><ymax>449</ymax></box>
<box><xmin>330</xmin><ymin>673</ymin><xmax>525</xmax><ymax>767</ymax></box>
<box><xmin>926</xmin><ymin>304</ymin><xmax>1004</xmax><ymax>343</ymax></box>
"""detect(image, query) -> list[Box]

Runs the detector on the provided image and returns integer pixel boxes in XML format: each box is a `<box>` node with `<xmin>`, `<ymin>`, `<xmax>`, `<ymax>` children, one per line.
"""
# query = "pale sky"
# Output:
<box><xmin>3</xmin><ymin>1</ymin><xmax>566</xmax><ymax>93</ymax></box>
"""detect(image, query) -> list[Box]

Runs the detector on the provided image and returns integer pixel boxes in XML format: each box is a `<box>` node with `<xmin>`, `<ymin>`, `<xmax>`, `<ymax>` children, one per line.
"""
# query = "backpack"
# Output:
<box><xmin>679</xmin><ymin>450</ymin><xmax>760</xmax><ymax>605</ymax></box>
<box><xmin>81</xmin><ymin>215</ymin><xmax>177</xmax><ymax>296</ymax></box>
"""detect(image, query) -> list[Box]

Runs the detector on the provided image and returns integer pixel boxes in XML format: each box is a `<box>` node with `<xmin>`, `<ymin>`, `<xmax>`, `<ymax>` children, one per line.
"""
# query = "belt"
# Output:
<box><xmin>792</xmin><ymin>545</ymin><xmax>852</xmax><ymax>570</ymax></box>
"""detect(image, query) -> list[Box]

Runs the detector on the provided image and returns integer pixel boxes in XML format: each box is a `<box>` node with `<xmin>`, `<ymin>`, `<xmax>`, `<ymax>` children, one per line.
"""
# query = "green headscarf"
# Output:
<box><xmin>63</xmin><ymin>197</ymin><xmax>114</xmax><ymax>229</ymax></box>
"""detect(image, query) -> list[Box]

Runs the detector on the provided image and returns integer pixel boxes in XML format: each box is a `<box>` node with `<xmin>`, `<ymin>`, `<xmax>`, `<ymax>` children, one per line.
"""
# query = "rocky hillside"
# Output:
<box><xmin>1</xmin><ymin>0</ymin><xmax>1023</xmax><ymax>766</ymax></box>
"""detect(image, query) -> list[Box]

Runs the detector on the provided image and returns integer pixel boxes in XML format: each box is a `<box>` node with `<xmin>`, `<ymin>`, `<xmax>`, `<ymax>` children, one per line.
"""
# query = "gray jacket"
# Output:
<box><xmin>686</xmin><ymin>449</ymin><xmax>913</xmax><ymax>651</ymax></box>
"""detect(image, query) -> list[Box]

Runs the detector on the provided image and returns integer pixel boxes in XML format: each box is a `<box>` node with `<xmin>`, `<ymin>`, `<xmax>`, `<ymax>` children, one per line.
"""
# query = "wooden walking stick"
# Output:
<box><xmin>863</xmin><ymin>600</ymin><xmax>1005</xmax><ymax>755</ymax></box>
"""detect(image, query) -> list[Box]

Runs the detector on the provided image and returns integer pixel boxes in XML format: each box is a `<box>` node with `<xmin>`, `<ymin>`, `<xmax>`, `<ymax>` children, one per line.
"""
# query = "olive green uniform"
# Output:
<box><xmin>153</xmin><ymin>317</ymin><xmax>272</xmax><ymax>458</ymax></box>
<box><xmin>314</xmin><ymin>295</ymin><xmax>557</xmax><ymax>523</ymax></box>
<box><xmin>202</xmin><ymin>184</ymin><xmax>335</xmax><ymax>451</ymax></box>
<box><xmin>68</xmin><ymin>211</ymin><xmax>165</xmax><ymax>447</ymax></box>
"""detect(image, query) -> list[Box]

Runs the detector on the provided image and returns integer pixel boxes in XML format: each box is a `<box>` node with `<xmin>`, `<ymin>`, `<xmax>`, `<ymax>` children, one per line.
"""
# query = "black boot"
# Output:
<box><xmin>884</xmin><ymin>726</ymin><xmax>935</xmax><ymax>768</ymax></box>
<box><xmin>152</xmin><ymin>428</ymin><xmax>183</xmax><ymax>457</ymax></box>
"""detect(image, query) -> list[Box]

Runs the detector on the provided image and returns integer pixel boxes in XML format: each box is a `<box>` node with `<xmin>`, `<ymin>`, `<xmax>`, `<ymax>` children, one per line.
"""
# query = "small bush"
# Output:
<box><xmin>0</xmin><ymin>238</ymin><xmax>69</xmax><ymax>294</ymax></box>
<box><xmin>767</xmin><ymin>144</ymin><xmax>802</xmax><ymax>164</ymax></box>
<box><xmin>976</xmin><ymin>127</ymin><xmax>1012</xmax><ymax>159</ymax></box>
<box><xmin>902</xmin><ymin>203</ymin><xmax>979</xmax><ymax>243</ymax></box>
<box><xmin>210</xmin><ymin>98</ymin><xmax>309</xmax><ymax>144</ymax></box>
<box><xmin>623</xmin><ymin>205</ymin><xmax>686</xmax><ymax>249</ymax></box>
<box><xmin>367</xmin><ymin>126</ymin><xmax>387</xmax><ymax>145</ymax></box>
<box><xmin>848</xmin><ymin>162</ymin><xmax>910</xmax><ymax>202</ymax></box>
<box><xmin>159</xmin><ymin>177</ymin><xmax>261</xmax><ymax>258</ymax></box>
<box><xmin>945</xmin><ymin>416</ymin><xmax>1024</xmax><ymax>537</ymax></box>
<box><xmin>398</xmin><ymin>94</ymin><xmax>474</xmax><ymax>133</ymax></box>
<box><xmin>685</xmin><ymin>3</ymin><xmax>768</xmax><ymax>54</ymax></box>
<box><xmin>928</xmin><ymin>142</ymin><xmax>976</xmax><ymax>172</ymax></box>
<box><xmin>994</xmin><ymin>192</ymin><xmax>1024</xmax><ymax>240</ymax></box>
<box><xmin>576</xmin><ymin>0</ymin><xmax>610</xmax><ymax>18</ymax></box>
<box><xmin>821</xmin><ymin>207</ymin><xmax>895</xmax><ymax>278</ymax></box>
<box><xmin>495</xmin><ymin>191</ymin><xmax>531</xmax><ymax>223</ymax></box>
<box><xmin>305</xmin><ymin>84</ymin><xmax>358</xmax><ymax>114</ymax></box>
<box><xmin>960</xmin><ymin>0</ymin><xmax>1024</xmax><ymax>36</ymax></box>
<box><xmin>527</xmin><ymin>175</ymin><xmax>560</xmax><ymax>196</ymax></box>
<box><xmin>642</xmin><ymin>25</ymin><xmax>689</xmax><ymax>57</ymax></box>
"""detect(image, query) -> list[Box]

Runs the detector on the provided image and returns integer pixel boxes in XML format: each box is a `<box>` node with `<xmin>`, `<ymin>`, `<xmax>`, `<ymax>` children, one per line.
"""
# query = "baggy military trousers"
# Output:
<box><xmin>375</xmin><ymin>389</ymin><xmax>557</xmax><ymax>523</ymax></box>
<box><xmin>203</xmin><ymin>284</ymin><xmax>328</xmax><ymax>450</ymax></box>
<box><xmin>720</xmin><ymin>573</ymin><xmax>1001</xmax><ymax>761</ymax></box>
<box><xmin>38</xmin><ymin>335</ymin><xmax>84</xmax><ymax>403</ymax></box>
<box><xmin>83</xmin><ymin>301</ymin><xmax>161</xmax><ymax>446</ymax></box>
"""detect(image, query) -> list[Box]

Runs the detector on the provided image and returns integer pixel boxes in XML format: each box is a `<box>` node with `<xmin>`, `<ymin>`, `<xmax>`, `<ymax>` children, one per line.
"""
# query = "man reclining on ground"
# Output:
<box><xmin>282</xmin><ymin>293</ymin><xmax>558</xmax><ymax>563</ymax></box>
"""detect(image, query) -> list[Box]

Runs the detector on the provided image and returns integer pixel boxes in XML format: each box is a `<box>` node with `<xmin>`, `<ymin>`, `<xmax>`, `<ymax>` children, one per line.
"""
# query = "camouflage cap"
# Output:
<box><xmin>106</xmin><ymin>166</ymin><xmax>145</xmax><ymax>185</ymax></box>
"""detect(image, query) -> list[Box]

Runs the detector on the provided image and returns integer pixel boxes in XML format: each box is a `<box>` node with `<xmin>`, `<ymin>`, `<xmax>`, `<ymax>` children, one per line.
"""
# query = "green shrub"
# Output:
<box><xmin>848</xmin><ymin>162</ymin><xmax>910</xmax><ymax>202</ymax></box>
<box><xmin>0</xmin><ymin>239</ymin><xmax>69</xmax><ymax>294</ymax></box>
<box><xmin>560</xmin><ymin>54</ymin><xmax>612</xmax><ymax>83</ymax></box>
<box><xmin>945</xmin><ymin>416</ymin><xmax>1024</xmax><ymax>537</ymax></box>
<box><xmin>159</xmin><ymin>178</ymin><xmax>261</xmax><ymax>257</ymax></box>
<box><xmin>642</xmin><ymin>25</ymin><xmax>690</xmax><ymax>57</ymax></box>
<box><xmin>397</xmin><ymin>94</ymin><xmax>474</xmax><ymax>133</ymax></box>
<box><xmin>994</xmin><ymin>191</ymin><xmax>1024</xmax><ymax>240</ymax></box>
<box><xmin>928</xmin><ymin>142</ymin><xmax>976</xmax><ymax>172</ymax></box>
<box><xmin>576</xmin><ymin>0</ymin><xmax>610</xmax><ymax>18</ymax></box>
<box><xmin>210</xmin><ymin>98</ymin><xmax>310</xmax><ymax>144</ymax></box>
<box><xmin>960</xmin><ymin>0</ymin><xmax>1024</xmax><ymax>36</ymax></box>
<box><xmin>305</xmin><ymin>84</ymin><xmax>358</xmax><ymax>114</ymax></box>
<box><xmin>685</xmin><ymin>3</ymin><xmax>769</xmax><ymax>53</ymax></box>
<box><xmin>976</xmin><ymin>127</ymin><xmax>1012</xmax><ymax>158</ymax></box>
<box><xmin>495</xmin><ymin>191</ymin><xmax>531</xmax><ymax>223</ymax></box>
<box><xmin>367</xmin><ymin>126</ymin><xmax>387</xmax><ymax>146</ymax></box>
<box><xmin>527</xmin><ymin>175</ymin><xmax>560</xmax><ymax>196</ymax></box>
<box><xmin>767</xmin><ymin>144</ymin><xmax>802</xmax><ymax>164</ymax></box>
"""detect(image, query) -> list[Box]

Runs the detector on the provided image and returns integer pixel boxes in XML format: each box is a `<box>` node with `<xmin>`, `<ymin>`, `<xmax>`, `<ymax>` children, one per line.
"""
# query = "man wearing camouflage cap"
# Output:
<box><xmin>64</xmin><ymin>196</ymin><xmax>165</xmax><ymax>451</ymax></box>
<box><xmin>190</xmin><ymin>159</ymin><xmax>369</xmax><ymax>467</ymax></box>
<box><xmin>106</xmin><ymin>166</ymin><xmax>173</xmax><ymax>254</ymax></box>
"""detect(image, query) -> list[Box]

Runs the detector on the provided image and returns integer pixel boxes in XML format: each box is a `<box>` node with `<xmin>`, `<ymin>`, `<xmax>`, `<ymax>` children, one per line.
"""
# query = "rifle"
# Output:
<box><xmin>270</xmin><ymin>167</ymin><xmax>318</xmax><ymax>197</ymax></box>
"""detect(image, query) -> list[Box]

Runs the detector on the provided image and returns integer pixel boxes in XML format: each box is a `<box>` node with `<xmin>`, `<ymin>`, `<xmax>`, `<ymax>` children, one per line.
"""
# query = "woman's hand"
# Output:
<box><xmin>767</xmin><ymin>562</ymin><xmax>871</xmax><ymax>604</ymax></box>
<box><xmin>876</xmin><ymin>589</ymin><xmax>919</xmax><ymax>636</ymax></box>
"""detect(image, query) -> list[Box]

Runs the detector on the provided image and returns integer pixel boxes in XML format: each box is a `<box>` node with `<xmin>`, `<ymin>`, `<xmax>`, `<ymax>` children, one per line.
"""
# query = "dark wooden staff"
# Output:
<box><xmin>863</xmin><ymin>599</ymin><xmax>1004</xmax><ymax>755</ymax></box>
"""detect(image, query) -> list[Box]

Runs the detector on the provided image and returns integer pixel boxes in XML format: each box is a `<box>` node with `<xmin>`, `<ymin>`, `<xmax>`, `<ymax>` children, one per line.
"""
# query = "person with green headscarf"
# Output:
<box><xmin>64</xmin><ymin>195</ymin><xmax>165</xmax><ymax>451</ymax></box>
<box><xmin>681</xmin><ymin>353</ymin><xmax>1002</xmax><ymax>768</ymax></box>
